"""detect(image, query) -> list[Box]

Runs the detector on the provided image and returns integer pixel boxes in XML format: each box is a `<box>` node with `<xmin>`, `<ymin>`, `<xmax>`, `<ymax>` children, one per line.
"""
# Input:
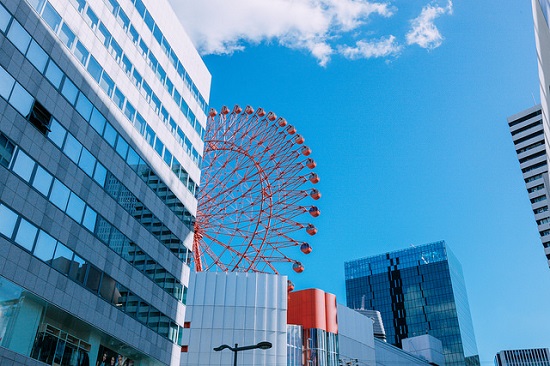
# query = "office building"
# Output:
<box><xmin>344</xmin><ymin>241</ymin><xmax>480</xmax><ymax>366</ymax></box>
<box><xmin>495</xmin><ymin>348</ymin><xmax>550</xmax><ymax>366</ymax></box>
<box><xmin>0</xmin><ymin>0</ymin><xmax>210</xmax><ymax>365</ymax></box>
<box><xmin>507</xmin><ymin>106</ymin><xmax>550</xmax><ymax>262</ymax></box>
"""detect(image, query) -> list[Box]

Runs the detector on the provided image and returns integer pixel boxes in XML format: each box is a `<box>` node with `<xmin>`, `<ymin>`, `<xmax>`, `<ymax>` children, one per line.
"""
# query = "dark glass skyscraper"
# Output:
<box><xmin>345</xmin><ymin>241</ymin><xmax>480</xmax><ymax>366</ymax></box>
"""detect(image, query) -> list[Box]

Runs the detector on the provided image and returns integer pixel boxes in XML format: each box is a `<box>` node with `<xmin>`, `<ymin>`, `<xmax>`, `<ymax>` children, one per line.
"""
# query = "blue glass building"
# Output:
<box><xmin>345</xmin><ymin>241</ymin><xmax>480</xmax><ymax>366</ymax></box>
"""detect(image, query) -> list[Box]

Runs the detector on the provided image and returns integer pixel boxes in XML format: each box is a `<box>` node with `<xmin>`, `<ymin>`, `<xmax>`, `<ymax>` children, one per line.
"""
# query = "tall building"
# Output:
<box><xmin>0</xmin><ymin>0</ymin><xmax>210</xmax><ymax>365</ymax></box>
<box><xmin>507</xmin><ymin>105</ymin><xmax>550</xmax><ymax>262</ymax></box>
<box><xmin>344</xmin><ymin>241</ymin><xmax>480</xmax><ymax>366</ymax></box>
<box><xmin>495</xmin><ymin>348</ymin><xmax>550</xmax><ymax>366</ymax></box>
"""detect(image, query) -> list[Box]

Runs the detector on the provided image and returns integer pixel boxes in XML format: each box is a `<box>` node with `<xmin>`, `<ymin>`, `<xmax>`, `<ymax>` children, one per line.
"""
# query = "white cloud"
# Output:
<box><xmin>339</xmin><ymin>36</ymin><xmax>402</xmax><ymax>60</ymax></box>
<box><xmin>169</xmin><ymin>0</ymin><xmax>454</xmax><ymax>65</ymax></box>
<box><xmin>169</xmin><ymin>0</ymin><xmax>393</xmax><ymax>65</ymax></box>
<box><xmin>406</xmin><ymin>0</ymin><xmax>453</xmax><ymax>49</ymax></box>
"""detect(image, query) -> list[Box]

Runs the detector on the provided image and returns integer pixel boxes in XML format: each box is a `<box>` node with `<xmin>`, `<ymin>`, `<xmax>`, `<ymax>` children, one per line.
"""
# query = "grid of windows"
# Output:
<box><xmin>21</xmin><ymin>0</ymin><xmax>203</xmax><ymax>173</ymax></box>
<box><xmin>345</xmin><ymin>241</ymin><xmax>480</xmax><ymax>366</ymax></box>
<box><xmin>1</xmin><ymin>133</ymin><xmax>187</xmax><ymax>303</ymax></box>
<box><xmin>0</xmin><ymin>8</ymin><xmax>198</xmax><ymax>226</ymax></box>
<box><xmin>0</xmin><ymin>203</ymin><xmax>184</xmax><ymax>344</ymax></box>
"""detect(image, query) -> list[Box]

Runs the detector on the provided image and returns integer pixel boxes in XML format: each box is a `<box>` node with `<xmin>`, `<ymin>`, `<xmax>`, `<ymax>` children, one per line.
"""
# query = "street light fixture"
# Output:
<box><xmin>213</xmin><ymin>341</ymin><xmax>273</xmax><ymax>366</ymax></box>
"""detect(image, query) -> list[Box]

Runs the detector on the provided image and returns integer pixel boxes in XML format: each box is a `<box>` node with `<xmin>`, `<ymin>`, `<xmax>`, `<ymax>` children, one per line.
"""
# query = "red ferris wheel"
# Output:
<box><xmin>192</xmin><ymin>105</ymin><xmax>321</xmax><ymax>275</ymax></box>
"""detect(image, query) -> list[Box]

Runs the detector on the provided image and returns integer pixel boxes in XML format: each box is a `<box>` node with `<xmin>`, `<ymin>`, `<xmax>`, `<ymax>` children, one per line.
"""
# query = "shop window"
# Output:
<box><xmin>29</xmin><ymin>100</ymin><xmax>52</xmax><ymax>135</ymax></box>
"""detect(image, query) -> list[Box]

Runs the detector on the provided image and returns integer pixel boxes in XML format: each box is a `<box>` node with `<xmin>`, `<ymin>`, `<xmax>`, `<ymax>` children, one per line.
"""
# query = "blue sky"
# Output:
<box><xmin>172</xmin><ymin>0</ymin><xmax>547</xmax><ymax>363</ymax></box>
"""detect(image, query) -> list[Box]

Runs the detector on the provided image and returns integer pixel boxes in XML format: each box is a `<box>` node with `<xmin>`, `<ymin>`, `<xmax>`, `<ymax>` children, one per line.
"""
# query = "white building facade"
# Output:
<box><xmin>0</xmin><ymin>0</ymin><xmax>210</xmax><ymax>364</ymax></box>
<box><xmin>180</xmin><ymin>272</ymin><xmax>288</xmax><ymax>366</ymax></box>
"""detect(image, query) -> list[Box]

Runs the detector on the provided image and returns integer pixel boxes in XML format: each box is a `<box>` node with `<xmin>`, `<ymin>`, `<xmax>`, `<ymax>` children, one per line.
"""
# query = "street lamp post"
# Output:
<box><xmin>213</xmin><ymin>341</ymin><xmax>272</xmax><ymax>366</ymax></box>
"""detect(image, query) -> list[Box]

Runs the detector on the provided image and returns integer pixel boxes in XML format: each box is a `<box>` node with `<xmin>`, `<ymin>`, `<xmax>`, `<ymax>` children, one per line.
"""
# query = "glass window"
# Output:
<box><xmin>86</xmin><ymin>265</ymin><xmax>101</xmax><ymax>292</ymax></box>
<box><xmin>131</xmin><ymin>69</ymin><xmax>142</xmax><ymax>88</ymax></box>
<box><xmin>154</xmin><ymin>138</ymin><xmax>164</xmax><ymax>156</ymax></box>
<box><xmin>87</xmin><ymin>56</ymin><xmax>102</xmax><ymax>82</ymax></box>
<box><xmin>15</xmin><ymin>218</ymin><xmax>38</xmax><ymax>251</ymax></box>
<box><xmin>103</xmin><ymin>123</ymin><xmax>117</xmax><ymax>147</ymax></box>
<box><xmin>61</xmin><ymin>78</ymin><xmax>78</xmax><ymax>105</ymax></box>
<box><xmin>121</xmin><ymin>55</ymin><xmax>132</xmax><ymax>75</ymax></box>
<box><xmin>7</xmin><ymin>20</ymin><xmax>31</xmax><ymax>54</ymax></box>
<box><xmin>42</xmin><ymin>2</ymin><xmax>62</xmax><ymax>32</ymax></box>
<box><xmin>153</xmin><ymin>26</ymin><xmax>162</xmax><ymax>44</ymax></box>
<box><xmin>44</xmin><ymin>61</ymin><xmax>64</xmax><ymax>89</ymax></box>
<box><xmin>113</xmin><ymin>87</ymin><xmax>124</xmax><ymax>110</ymax></box>
<box><xmin>9</xmin><ymin>83</ymin><xmax>34</xmax><ymax>117</ymax></box>
<box><xmin>99</xmin><ymin>273</ymin><xmax>116</xmax><ymax>302</ymax></box>
<box><xmin>75</xmin><ymin>93</ymin><xmax>93</xmax><ymax>121</ymax></box>
<box><xmin>126</xmin><ymin>148</ymin><xmax>139</xmax><ymax>167</ymax></box>
<box><xmin>27</xmin><ymin>0</ymin><xmax>46</xmax><ymax>13</ymax></box>
<box><xmin>0</xmin><ymin>204</ymin><xmax>18</xmax><ymax>238</ymax></box>
<box><xmin>124</xmin><ymin>101</ymin><xmax>135</xmax><ymax>122</ymax></box>
<box><xmin>59</xmin><ymin>23</ymin><xmax>75</xmax><ymax>49</ymax></box>
<box><xmin>97</xmin><ymin>23</ymin><xmax>111</xmax><ymax>47</ymax></box>
<box><xmin>63</xmin><ymin>134</ymin><xmax>82</xmax><ymax>164</ymax></box>
<box><xmin>33</xmin><ymin>165</ymin><xmax>53</xmax><ymax>196</ymax></box>
<box><xmin>138</xmin><ymin>39</ymin><xmax>148</xmax><ymax>56</ymax></box>
<box><xmin>163</xmin><ymin>148</ymin><xmax>172</xmax><ymax>166</ymax></box>
<box><xmin>144</xmin><ymin>11</ymin><xmax>154</xmax><ymax>31</ymax></box>
<box><xmin>48</xmin><ymin>119</ymin><xmax>66</xmax><ymax>148</ymax></box>
<box><xmin>51</xmin><ymin>242</ymin><xmax>73</xmax><ymax>275</ymax></box>
<box><xmin>50</xmin><ymin>179</ymin><xmax>71</xmax><ymax>211</ymax></box>
<box><xmin>135</xmin><ymin>114</ymin><xmax>146</xmax><ymax>134</ymax></box>
<box><xmin>68</xmin><ymin>253</ymin><xmax>85</xmax><ymax>283</ymax></box>
<box><xmin>89</xmin><ymin>108</ymin><xmax>106</xmax><ymax>135</ymax></box>
<box><xmin>109</xmin><ymin>39</ymin><xmax>122</xmax><ymax>62</ymax></box>
<box><xmin>129</xmin><ymin>25</ymin><xmax>139</xmax><ymax>44</ymax></box>
<box><xmin>84</xmin><ymin>7</ymin><xmax>98</xmax><ymax>29</ymax></box>
<box><xmin>99</xmin><ymin>72</ymin><xmax>114</xmax><ymax>97</ymax></box>
<box><xmin>93</xmin><ymin>163</ymin><xmax>107</xmax><ymax>186</ymax></box>
<box><xmin>0</xmin><ymin>133</ymin><xmax>15</xmax><ymax>168</ymax></box>
<box><xmin>69</xmin><ymin>0</ymin><xmax>85</xmax><ymax>12</ymax></box>
<box><xmin>26</xmin><ymin>40</ymin><xmax>48</xmax><ymax>72</ymax></box>
<box><xmin>82</xmin><ymin>206</ymin><xmax>97</xmax><ymax>231</ymax></box>
<box><xmin>0</xmin><ymin>66</ymin><xmax>15</xmax><ymax>100</ymax></box>
<box><xmin>0</xmin><ymin>3</ymin><xmax>10</xmax><ymax>33</ymax></box>
<box><xmin>117</xmin><ymin>11</ymin><xmax>130</xmax><ymax>31</ymax></box>
<box><xmin>73</xmin><ymin>41</ymin><xmax>89</xmax><ymax>66</ymax></box>
<box><xmin>12</xmin><ymin>149</ymin><xmax>35</xmax><ymax>182</ymax></box>
<box><xmin>78</xmin><ymin>148</ymin><xmax>95</xmax><ymax>177</ymax></box>
<box><xmin>33</xmin><ymin>230</ymin><xmax>57</xmax><ymax>261</ymax></box>
<box><xmin>145</xmin><ymin>125</ymin><xmax>155</xmax><ymax>146</ymax></box>
<box><xmin>66</xmin><ymin>193</ymin><xmax>85</xmax><ymax>223</ymax></box>
<box><xmin>115</xmin><ymin>136</ymin><xmax>128</xmax><ymax>159</ymax></box>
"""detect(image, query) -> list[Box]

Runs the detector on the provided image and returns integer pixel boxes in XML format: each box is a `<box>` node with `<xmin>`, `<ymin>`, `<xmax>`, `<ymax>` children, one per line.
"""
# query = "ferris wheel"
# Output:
<box><xmin>192</xmin><ymin>105</ymin><xmax>321</xmax><ymax>275</ymax></box>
